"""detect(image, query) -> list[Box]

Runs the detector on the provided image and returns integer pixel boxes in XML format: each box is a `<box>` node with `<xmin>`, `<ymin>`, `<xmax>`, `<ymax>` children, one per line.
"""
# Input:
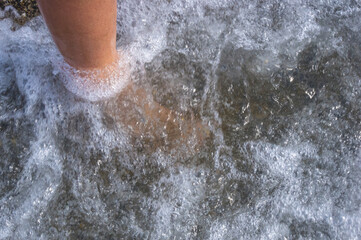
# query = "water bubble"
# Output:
<box><xmin>1</xmin><ymin>0</ymin><xmax>361</xmax><ymax>239</ymax></box>
<box><xmin>305</xmin><ymin>88</ymin><xmax>316</xmax><ymax>99</ymax></box>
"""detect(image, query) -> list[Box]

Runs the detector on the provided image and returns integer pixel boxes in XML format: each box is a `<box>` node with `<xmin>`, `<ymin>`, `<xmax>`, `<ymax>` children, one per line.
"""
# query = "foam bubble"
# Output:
<box><xmin>55</xmin><ymin>51</ymin><xmax>132</xmax><ymax>102</ymax></box>
<box><xmin>1</xmin><ymin>0</ymin><xmax>361</xmax><ymax>239</ymax></box>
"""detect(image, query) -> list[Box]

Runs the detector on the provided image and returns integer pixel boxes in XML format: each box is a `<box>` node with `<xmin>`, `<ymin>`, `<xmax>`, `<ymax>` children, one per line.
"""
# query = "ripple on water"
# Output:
<box><xmin>0</xmin><ymin>0</ymin><xmax>360</xmax><ymax>239</ymax></box>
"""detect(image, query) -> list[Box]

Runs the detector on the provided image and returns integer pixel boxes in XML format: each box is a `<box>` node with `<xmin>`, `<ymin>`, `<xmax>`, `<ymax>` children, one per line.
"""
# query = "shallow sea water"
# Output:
<box><xmin>0</xmin><ymin>0</ymin><xmax>361</xmax><ymax>239</ymax></box>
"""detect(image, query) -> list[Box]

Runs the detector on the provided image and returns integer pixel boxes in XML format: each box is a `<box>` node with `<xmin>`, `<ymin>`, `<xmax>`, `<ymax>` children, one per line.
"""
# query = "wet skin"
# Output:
<box><xmin>36</xmin><ymin>0</ymin><xmax>210</xmax><ymax>151</ymax></box>
<box><xmin>104</xmin><ymin>82</ymin><xmax>211</xmax><ymax>152</ymax></box>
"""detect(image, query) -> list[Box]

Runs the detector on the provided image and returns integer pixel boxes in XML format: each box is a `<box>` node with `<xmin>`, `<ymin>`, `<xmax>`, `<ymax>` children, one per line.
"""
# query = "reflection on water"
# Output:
<box><xmin>0</xmin><ymin>0</ymin><xmax>360</xmax><ymax>239</ymax></box>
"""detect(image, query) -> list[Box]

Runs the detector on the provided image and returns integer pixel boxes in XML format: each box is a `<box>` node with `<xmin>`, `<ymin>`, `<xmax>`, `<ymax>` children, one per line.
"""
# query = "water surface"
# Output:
<box><xmin>0</xmin><ymin>0</ymin><xmax>360</xmax><ymax>239</ymax></box>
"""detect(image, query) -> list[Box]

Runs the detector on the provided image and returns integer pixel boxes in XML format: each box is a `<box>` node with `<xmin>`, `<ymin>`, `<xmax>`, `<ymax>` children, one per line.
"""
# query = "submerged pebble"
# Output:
<box><xmin>0</xmin><ymin>0</ymin><xmax>39</xmax><ymax>26</ymax></box>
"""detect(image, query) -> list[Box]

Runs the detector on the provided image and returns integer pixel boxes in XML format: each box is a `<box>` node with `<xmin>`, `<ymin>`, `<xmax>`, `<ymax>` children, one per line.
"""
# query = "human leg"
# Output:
<box><xmin>36</xmin><ymin>0</ymin><xmax>118</xmax><ymax>70</ymax></box>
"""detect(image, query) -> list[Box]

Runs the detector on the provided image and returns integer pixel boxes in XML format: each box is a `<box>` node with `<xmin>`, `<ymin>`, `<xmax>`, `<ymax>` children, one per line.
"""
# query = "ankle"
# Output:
<box><xmin>63</xmin><ymin>47</ymin><xmax>119</xmax><ymax>71</ymax></box>
<box><xmin>57</xmin><ymin>50</ymin><xmax>131</xmax><ymax>102</ymax></box>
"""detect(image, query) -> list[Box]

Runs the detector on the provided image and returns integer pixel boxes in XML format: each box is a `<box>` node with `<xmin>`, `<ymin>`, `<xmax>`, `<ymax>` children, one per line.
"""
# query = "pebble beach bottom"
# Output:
<box><xmin>0</xmin><ymin>0</ymin><xmax>360</xmax><ymax>239</ymax></box>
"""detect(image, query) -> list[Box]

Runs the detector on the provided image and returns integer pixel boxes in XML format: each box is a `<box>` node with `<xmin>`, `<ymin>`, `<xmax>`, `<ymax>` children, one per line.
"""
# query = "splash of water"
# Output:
<box><xmin>0</xmin><ymin>0</ymin><xmax>360</xmax><ymax>239</ymax></box>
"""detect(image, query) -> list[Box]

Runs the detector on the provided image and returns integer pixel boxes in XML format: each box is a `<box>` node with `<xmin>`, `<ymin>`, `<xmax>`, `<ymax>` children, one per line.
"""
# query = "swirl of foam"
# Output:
<box><xmin>56</xmin><ymin>51</ymin><xmax>132</xmax><ymax>102</ymax></box>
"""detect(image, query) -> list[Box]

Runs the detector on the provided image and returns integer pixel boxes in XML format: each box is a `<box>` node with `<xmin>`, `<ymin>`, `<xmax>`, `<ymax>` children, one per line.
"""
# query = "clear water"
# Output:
<box><xmin>1</xmin><ymin>0</ymin><xmax>361</xmax><ymax>239</ymax></box>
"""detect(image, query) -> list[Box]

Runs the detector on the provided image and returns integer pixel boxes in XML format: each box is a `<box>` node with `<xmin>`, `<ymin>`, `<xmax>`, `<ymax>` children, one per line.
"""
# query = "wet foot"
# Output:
<box><xmin>104</xmin><ymin>83</ymin><xmax>211</xmax><ymax>153</ymax></box>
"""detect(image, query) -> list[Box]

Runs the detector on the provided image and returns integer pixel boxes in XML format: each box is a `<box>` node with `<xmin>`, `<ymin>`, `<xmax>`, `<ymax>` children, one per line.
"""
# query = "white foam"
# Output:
<box><xmin>54</xmin><ymin>51</ymin><xmax>132</xmax><ymax>102</ymax></box>
<box><xmin>1</xmin><ymin>0</ymin><xmax>361</xmax><ymax>239</ymax></box>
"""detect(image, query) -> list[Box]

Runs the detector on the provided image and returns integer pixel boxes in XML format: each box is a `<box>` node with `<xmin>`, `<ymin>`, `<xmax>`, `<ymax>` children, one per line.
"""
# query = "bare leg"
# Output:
<box><xmin>36</xmin><ymin>0</ymin><xmax>118</xmax><ymax>70</ymax></box>
<box><xmin>36</xmin><ymin>0</ymin><xmax>209</xmax><ymax>148</ymax></box>
<box><xmin>36</xmin><ymin>0</ymin><xmax>131</xmax><ymax>101</ymax></box>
